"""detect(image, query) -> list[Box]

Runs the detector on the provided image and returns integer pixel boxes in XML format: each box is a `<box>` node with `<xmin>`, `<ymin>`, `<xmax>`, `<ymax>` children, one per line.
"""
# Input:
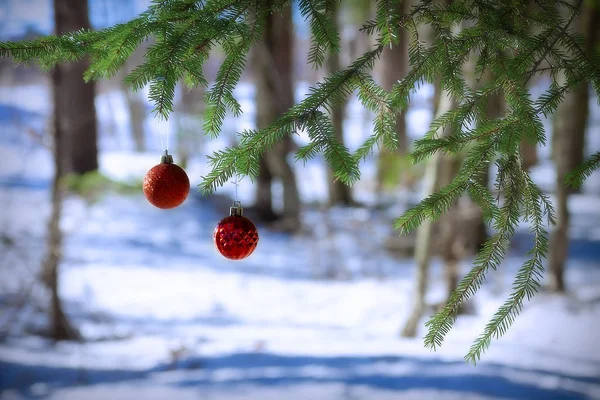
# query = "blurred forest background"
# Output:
<box><xmin>0</xmin><ymin>0</ymin><xmax>599</xmax><ymax>399</ymax></box>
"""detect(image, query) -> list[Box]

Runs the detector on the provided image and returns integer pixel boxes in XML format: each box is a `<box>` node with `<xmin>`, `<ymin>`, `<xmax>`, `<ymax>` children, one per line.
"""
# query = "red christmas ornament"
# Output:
<box><xmin>143</xmin><ymin>151</ymin><xmax>190</xmax><ymax>209</ymax></box>
<box><xmin>214</xmin><ymin>201</ymin><xmax>259</xmax><ymax>260</ymax></box>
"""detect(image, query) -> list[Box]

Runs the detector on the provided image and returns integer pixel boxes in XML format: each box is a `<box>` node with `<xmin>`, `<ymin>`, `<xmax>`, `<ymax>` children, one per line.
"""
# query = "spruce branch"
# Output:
<box><xmin>423</xmin><ymin>154</ymin><xmax>522</xmax><ymax>351</ymax></box>
<box><xmin>84</xmin><ymin>18</ymin><xmax>156</xmax><ymax>81</ymax></box>
<box><xmin>200</xmin><ymin>44</ymin><xmax>383</xmax><ymax>194</ymax></box>
<box><xmin>395</xmin><ymin>139</ymin><xmax>496</xmax><ymax>235</ymax></box>
<box><xmin>299</xmin><ymin>0</ymin><xmax>340</xmax><ymax>68</ymax></box>
<box><xmin>565</xmin><ymin>152</ymin><xmax>600</xmax><ymax>189</ymax></box>
<box><xmin>413</xmin><ymin>0</ymin><xmax>589</xmax><ymax>357</ymax></box>
<box><xmin>375</xmin><ymin>0</ymin><xmax>398</xmax><ymax>46</ymax></box>
<box><xmin>305</xmin><ymin>112</ymin><xmax>360</xmax><ymax>183</ymax></box>
<box><xmin>524</xmin><ymin>0</ymin><xmax>583</xmax><ymax>84</ymax></box>
<box><xmin>353</xmin><ymin>73</ymin><xmax>397</xmax><ymax>158</ymax></box>
<box><xmin>465</xmin><ymin>169</ymin><xmax>551</xmax><ymax>364</ymax></box>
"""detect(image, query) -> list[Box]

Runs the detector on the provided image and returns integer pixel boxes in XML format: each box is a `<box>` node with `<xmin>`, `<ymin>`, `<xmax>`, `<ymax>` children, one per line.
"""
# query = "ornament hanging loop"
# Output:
<box><xmin>160</xmin><ymin>149</ymin><xmax>173</xmax><ymax>164</ymax></box>
<box><xmin>230</xmin><ymin>155</ymin><xmax>240</xmax><ymax>202</ymax></box>
<box><xmin>230</xmin><ymin>200</ymin><xmax>243</xmax><ymax>216</ymax></box>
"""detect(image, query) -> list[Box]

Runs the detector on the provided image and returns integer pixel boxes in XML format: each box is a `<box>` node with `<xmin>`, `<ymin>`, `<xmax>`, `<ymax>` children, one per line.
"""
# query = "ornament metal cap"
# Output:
<box><xmin>230</xmin><ymin>200</ymin><xmax>243</xmax><ymax>216</ymax></box>
<box><xmin>160</xmin><ymin>149</ymin><xmax>174</xmax><ymax>164</ymax></box>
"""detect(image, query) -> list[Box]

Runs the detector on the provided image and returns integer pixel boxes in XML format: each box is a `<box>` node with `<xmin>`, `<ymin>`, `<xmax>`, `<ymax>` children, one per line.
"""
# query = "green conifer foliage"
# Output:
<box><xmin>2</xmin><ymin>0</ymin><xmax>599</xmax><ymax>363</ymax></box>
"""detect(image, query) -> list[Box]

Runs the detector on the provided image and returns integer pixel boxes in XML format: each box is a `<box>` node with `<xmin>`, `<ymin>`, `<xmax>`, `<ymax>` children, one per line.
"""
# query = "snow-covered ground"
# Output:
<box><xmin>1</xmin><ymin>80</ymin><xmax>600</xmax><ymax>400</ymax></box>
<box><xmin>1</xmin><ymin>182</ymin><xmax>600</xmax><ymax>400</ymax></box>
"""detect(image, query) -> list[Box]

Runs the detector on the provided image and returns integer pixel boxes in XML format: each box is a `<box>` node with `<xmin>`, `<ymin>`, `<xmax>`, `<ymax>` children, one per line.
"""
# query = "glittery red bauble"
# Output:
<box><xmin>214</xmin><ymin>215</ymin><xmax>259</xmax><ymax>260</ymax></box>
<box><xmin>143</xmin><ymin>161</ymin><xmax>190</xmax><ymax>209</ymax></box>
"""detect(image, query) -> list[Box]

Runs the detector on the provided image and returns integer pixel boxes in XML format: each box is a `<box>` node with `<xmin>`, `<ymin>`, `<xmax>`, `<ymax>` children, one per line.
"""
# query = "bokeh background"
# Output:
<box><xmin>1</xmin><ymin>1</ymin><xmax>600</xmax><ymax>399</ymax></box>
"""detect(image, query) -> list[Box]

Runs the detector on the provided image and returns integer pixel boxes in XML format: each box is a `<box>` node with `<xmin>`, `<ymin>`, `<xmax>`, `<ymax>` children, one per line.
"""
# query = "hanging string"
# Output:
<box><xmin>235</xmin><ymin>175</ymin><xmax>238</xmax><ymax>201</ymax></box>
<box><xmin>166</xmin><ymin>123</ymin><xmax>170</xmax><ymax>151</ymax></box>
<box><xmin>231</xmin><ymin>156</ymin><xmax>240</xmax><ymax>204</ymax></box>
<box><xmin>159</xmin><ymin>120</ymin><xmax>170</xmax><ymax>153</ymax></box>
<box><xmin>231</xmin><ymin>173</ymin><xmax>239</xmax><ymax>202</ymax></box>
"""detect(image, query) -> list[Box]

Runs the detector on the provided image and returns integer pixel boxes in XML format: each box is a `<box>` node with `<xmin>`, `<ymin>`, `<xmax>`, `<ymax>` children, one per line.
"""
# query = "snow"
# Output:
<box><xmin>1</xmin><ymin>185</ymin><xmax>599</xmax><ymax>399</ymax></box>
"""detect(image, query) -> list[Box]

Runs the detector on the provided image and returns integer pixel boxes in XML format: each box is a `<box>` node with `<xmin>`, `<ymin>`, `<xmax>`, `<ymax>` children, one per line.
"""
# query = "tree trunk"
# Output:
<box><xmin>253</xmin><ymin>3</ymin><xmax>300</xmax><ymax>231</ymax></box>
<box><xmin>378</xmin><ymin>10</ymin><xmax>409</xmax><ymax>153</ymax></box>
<box><xmin>39</xmin><ymin>0</ymin><xmax>94</xmax><ymax>342</ymax></box>
<box><xmin>548</xmin><ymin>81</ymin><xmax>588</xmax><ymax>293</ymax></box>
<box><xmin>177</xmin><ymin>83</ymin><xmax>205</xmax><ymax>168</ymax></box>
<box><xmin>437</xmin><ymin>156</ymin><xmax>462</xmax><ymax>301</ymax></box>
<box><xmin>376</xmin><ymin>0</ymin><xmax>410</xmax><ymax>192</ymax></box>
<box><xmin>41</xmin><ymin>166</ymin><xmax>80</xmax><ymax>341</ymax></box>
<box><xmin>547</xmin><ymin>2</ymin><xmax>597</xmax><ymax>293</ymax></box>
<box><xmin>53</xmin><ymin>0</ymin><xmax>98</xmax><ymax>175</ymax></box>
<box><xmin>125</xmin><ymin>85</ymin><xmax>146</xmax><ymax>152</ymax></box>
<box><xmin>474</xmin><ymin>70</ymin><xmax>505</xmax><ymax>250</ymax></box>
<box><xmin>520</xmin><ymin>140</ymin><xmax>537</xmax><ymax>170</ymax></box>
<box><xmin>402</xmin><ymin>4</ymin><xmax>463</xmax><ymax>335</ymax></box>
<box><xmin>255</xmin><ymin>157</ymin><xmax>277</xmax><ymax>221</ymax></box>
<box><xmin>401</xmin><ymin>89</ymin><xmax>456</xmax><ymax>337</ymax></box>
<box><xmin>326</xmin><ymin>2</ymin><xmax>353</xmax><ymax>206</ymax></box>
<box><xmin>42</xmin><ymin>63</ymin><xmax>83</xmax><ymax>342</ymax></box>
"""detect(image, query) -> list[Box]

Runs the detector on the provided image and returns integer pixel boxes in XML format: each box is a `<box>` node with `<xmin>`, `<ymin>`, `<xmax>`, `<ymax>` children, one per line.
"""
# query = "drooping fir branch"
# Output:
<box><xmin>565</xmin><ymin>152</ymin><xmax>600</xmax><ymax>189</ymax></box>
<box><xmin>299</xmin><ymin>0</ymin><xmax>340</xmax><ymax>68</ymax></box>
<box><xmin>203</xmin><ymin>1</ymin><xmax>264</xmax><ymax>134</ymax></box>
<box><xmin>1</xmin><ymin>0</ymin><xmax>600</xmax><ymax>363</ymax></box>
<box><xmin>393</xmin><ymin>0</ymin><xmax>593</xmax><ymax>363</ymax></box>
<box><xmin>465</xmin><ymin>168</ymin><xmax>553</xmax><ymax>364</ymax></box>
<box><xmin>200</xmin><ymin>44</ymin><xmax>384</xmax><ymax>193</ymax></box>
<box><xmin>353</xmin><ymin>73</ymin><xmax>396</xmax><ymax>159</ymax></box>
<box><xmin>423</xmin><ymin>154</ymin><xmax>523</xmax><ymax>351</ymax></box>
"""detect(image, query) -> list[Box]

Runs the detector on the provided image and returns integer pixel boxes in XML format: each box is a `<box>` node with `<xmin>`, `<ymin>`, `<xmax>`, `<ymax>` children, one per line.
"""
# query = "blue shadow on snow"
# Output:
<box><xmin>2</xmin><ymin>352</ymin><xmax>599</xmax><ymax>399</ymax></box>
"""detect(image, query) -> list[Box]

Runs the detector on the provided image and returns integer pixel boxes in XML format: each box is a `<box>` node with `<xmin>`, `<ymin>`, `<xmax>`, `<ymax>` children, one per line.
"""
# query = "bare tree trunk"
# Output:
<box><xmin>255</xmin><ymin>157</ymin><xmax>277</xmax><ymax>221</ymax></box>
<box><xmin>253</xmin><ymin>3</ymin><xmax>300</xmax><ymax>231</ymax></box>
<box><xmin>548</xmin><ymin>2</ymin><xmax>597</xmax><ymax>293</ymax></box>
<box><xmin>473</xmin><ymin>163</ymin><xmax>490</xmax><ymax>251</ymax></box>
<box><xmin>378</xmin><ymin>10</ymin><xmax>409</xmax><ymax>153</ymax></box>
<box><xmin>39</xmin><ymin>0</ymin><xmax>94</xmax><ymax>342</ymax></box>
<box><xmin>125</xmin><ymin>85</ymin><xmax>146</xmax><ymax>152</ymax></box>
<box><xmin>41</xmin><ymin>162</ymin><xmax>80</xmax><ymax>341</ymax></box>
<box><xmin>402</xmin><ymin>2</ymin><xmax>464</xmax><ymax>335</ymax></box>
<box><xmin>520</xmin><ymin>140</ymin><xmax>537</xmax><ymax>170</ymax></box>
<box><xmin>401</xmin><ymin>89</ymin><xmax>455</xmax><ymax>337</ymax></box>
<box><xmin>177</xmin><ymin>83</ymin><xmax>205</xmax><ymax>168</ymax></box>
<box><xmin>474</xmin><ymin>70</ymin><xmax>505</xmax><ymax>250</ymax></box>
<box><xmin>376</xmin><ymin>0</ymin><xmax>410</xmax><ymax>192</ymax></box>
<box><xmin>326</xmin><ymin>2</ymin><xmax>353</xmax><ymax>206</ymax></box>
<box><xmin>42</xmin><ymin>67</ymin><xmax>82</xmax><ymax>342</ymax></box>
<box><xmin>120</xmin><ymin>46</ymin><xmax>149</xmax><ymax>153</ymax></box>
<box><xmin>548</xmin><ymin>81</ymin><xmax>588</xmax><ymax>293</ymax></box>
<box><xmin>53</xmin><ymin>0</ymin><xmax>98</xmax><ymax>175</ymax></box>
<box><xmin>437</xmin><ymin>156</ymin><xmax>461</xmax><ymax>301</ymax></box>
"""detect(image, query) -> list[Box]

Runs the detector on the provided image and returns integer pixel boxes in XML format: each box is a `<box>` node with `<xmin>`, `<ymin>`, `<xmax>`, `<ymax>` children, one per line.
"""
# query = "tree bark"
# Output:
<box><xmin>520</xmin><ymin>140</ymin><xmax>538</xmax><ymax>170</ymax></box>
<box><xmin>548</xmin><ymin>80</ymin><xmax>588</xmax><ymax>293</ymax></box>
<box><xmin>177</xmin><ymin>82</ymin><xmax>205</xmax><ymax>168</ymax></box>
<box><xmin>547</xmin><ymin>2</ymin><xmax>597</xmax><ymax>293</ymax></box>
<box><xmin>41</xmin><ymin>165</ymin><xmax>80</xmax><ymax>341</ymax></box>
<box><xmin>255</xmin><ymin>157</ymin><xmax>277</xmax><ymax>222</ymax></box>
<box><xmin>401</xmin><ymin>89</ymin><xmax>456</xmax><ymax>337</ymax></box>
<box><xmin>376</xmin><ymin>0</ymin><xmax>411</xmax><ymax>192</ymax></box>
<box><xmin>253</xmin><ymin>3</ymin><xmax>301</xmax><ymax>231</ymax></box>
<box><xmin>53</xmin><ymin>0</ymin><xmax>98</xmax><ymax>175</ymax></box>
<box><xmin>39</xmin><ymin>0</ymin><xmax>94</xmax><ymax>342</ymax></box>
<box><xmin>437</xmin><ymin>156</ymin><xmax>462</xmax><ymax>301</ymax></box>
<box><xmin>326</xmin><ymin>2</ymin><xmax>353</xmax><ymax>206</ymax></box>
<box><xmin>378</xmin><ymin>7</ymin><xmax>409</xmax><ymax>154</ymax></box>
<box><xmin>125</xmin><ymin>85</ymin><xmax>146</xmax><ymax>152</ymax></box>
<box><xmin>474</xmin><ymin>69</ymin><xmax>505</xmax><ymax>250</ymax></box>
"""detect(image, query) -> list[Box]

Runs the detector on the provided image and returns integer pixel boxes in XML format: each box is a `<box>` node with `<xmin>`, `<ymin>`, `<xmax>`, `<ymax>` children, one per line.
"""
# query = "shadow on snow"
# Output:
<box><xmin>2</xmin><ymin>352</ymin><xmax>599</xmax><ymax>399</ymax></box>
